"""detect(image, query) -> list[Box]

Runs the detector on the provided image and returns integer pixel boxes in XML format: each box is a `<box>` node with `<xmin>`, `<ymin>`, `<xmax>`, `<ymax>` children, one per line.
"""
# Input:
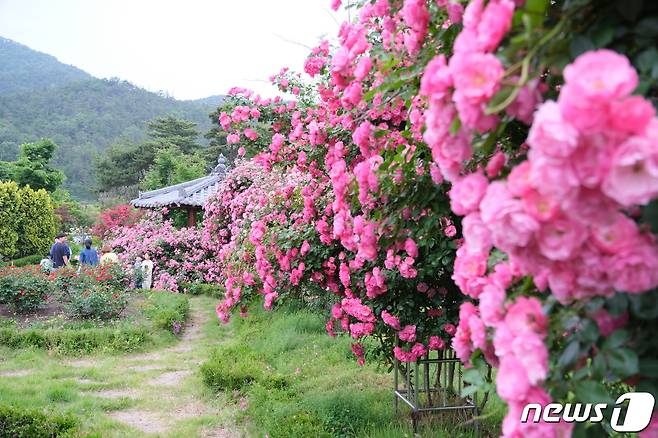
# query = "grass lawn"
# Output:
<box><xmin>0</xmin><ymin>294</ymin><xmax>505</xmax><ymax>437</ymax></box>
<box><xmin>0</xmin><ymin>295</ymin><xmax>239</xmax><ymax>437</ymax></box>
<box><xmin>202</xmin><ymin>303</ymin><xmax>506</xmax><ymax>437</ymax></box>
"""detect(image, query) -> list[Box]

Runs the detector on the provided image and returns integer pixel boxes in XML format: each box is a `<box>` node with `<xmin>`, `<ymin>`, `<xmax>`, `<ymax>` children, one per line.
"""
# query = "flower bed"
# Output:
<box><xmin>0</xmin><ymin>290</ymin><xmax>189</xmax><ymax>354</ymax></box>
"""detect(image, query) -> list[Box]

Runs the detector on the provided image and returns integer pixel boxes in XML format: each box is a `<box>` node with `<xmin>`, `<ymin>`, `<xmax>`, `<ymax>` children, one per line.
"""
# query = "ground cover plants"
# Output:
<box><xmin>201</xmin><ymin>302</ymin><xmax>504</xmax><ymax>437</ymax></box>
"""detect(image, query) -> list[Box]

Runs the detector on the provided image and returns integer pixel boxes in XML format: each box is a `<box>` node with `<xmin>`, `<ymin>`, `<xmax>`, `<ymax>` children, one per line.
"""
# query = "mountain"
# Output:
<box><xmin>0</xmin><ymin>37</ymin><xmax>223</xmax><ymax>200</ymax></box>
<box><xmin>187</xmin><ymin>95</ymin><xmax>226</xmax><ymax>107</ymax></box>
<box><xmin>0</xmin><ymin>37</ymin><xmax>92</xmax><ymax>95</ymax></box>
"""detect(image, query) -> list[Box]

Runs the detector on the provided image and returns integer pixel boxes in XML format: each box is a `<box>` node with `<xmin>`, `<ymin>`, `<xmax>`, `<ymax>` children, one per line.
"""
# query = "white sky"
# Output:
<box><xmin>0</xmin><ymin>0</ymin><xmax>347</xmax><ymax>99</ymax></box>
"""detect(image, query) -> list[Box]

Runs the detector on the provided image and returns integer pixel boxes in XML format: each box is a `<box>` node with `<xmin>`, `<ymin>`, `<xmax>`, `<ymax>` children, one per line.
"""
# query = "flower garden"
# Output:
<box><xmin>1</xmin><ymin>0</ymin><xmax>658</xmax><ymax>436</ymax></box>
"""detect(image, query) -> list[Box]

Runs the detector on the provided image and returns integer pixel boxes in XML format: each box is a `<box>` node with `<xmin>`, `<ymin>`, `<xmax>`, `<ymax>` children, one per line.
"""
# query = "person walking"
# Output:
<box><xmin>141</xmin><ymin>253</ymin><xmax>154</xmax><ymax>290</ymax></box>
<box><xmin>100</xmin><ymin>245</ymin><xmax>119</xmax><ymax>265</ymax></box>
<box><xmin>51</xmin><ymin>233</ymin><xmax>71</xmax><ymax>269</ymax></box>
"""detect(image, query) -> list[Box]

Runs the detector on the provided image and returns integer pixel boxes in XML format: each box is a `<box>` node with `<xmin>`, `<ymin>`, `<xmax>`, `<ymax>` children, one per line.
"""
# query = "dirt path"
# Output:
<box><xmin>66</xmin><ymin>297</ymin><xmax>242</xmax><ymax>437</ymax></box>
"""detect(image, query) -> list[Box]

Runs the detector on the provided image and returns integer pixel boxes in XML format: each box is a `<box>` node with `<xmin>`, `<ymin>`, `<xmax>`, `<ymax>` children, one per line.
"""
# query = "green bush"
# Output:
<box><xmin>64</xmin><ymin>285</ymin><xmax>128</xmax><ymax>320</ymax></box>
<box><xmin>16</xmin><ymin>186</ymin><xmax>57</xmax><ymax>259</ymax></box>
<box><xmin>0</xmin><ymin>255</ymin><xmax>43</xmax><ymax>268</ymax></box>
<box><xmin>264</xmin><ymin>410</ymin><xmax>329</xmax><ymax>438</ymax></box>
<box><xmin>0</xmin><ymin>404</ymin><xmax>77</xmax><ymax>437</ymax></box>
<box><xmin>142</xmin><ymin>290</ymin><xmax>189</xmax><ymax>334</ymax></box>
<box><xmin>0</xmin><ymin>266</ymin><xmax>52</xmax><ymax>313</ymax></box>
<box><xmin>0</xmin><ymin>182</ymin><xmax>56</xmax><ymax>260</ymax></box>
<box><xmin>201</xmin><ymin>343</ymin><xmax>265</xmax><ymax>391</ymax></box>
<box><xmin>307</xmin><ymin>391</ymin><xmax>382</xmax><ymax>437</ymax></box>
<box><xmin>0</xmin><ymin>325</ymin><xmax>150</xmax><ymax>354</ymax></box>
<box><xmin>0</xmin><ymin>290</ymin><xmax>189</xmax><ymax>354</ymax></box>
<box><xmin>0</xmin><ymin>182</ymin><xmax>20</xmax><ymax>259</ymax></box>
<box><xmin>179</xmin><ymin>282</ymin><xmax>223</xmax><ymax>298</ymax></box>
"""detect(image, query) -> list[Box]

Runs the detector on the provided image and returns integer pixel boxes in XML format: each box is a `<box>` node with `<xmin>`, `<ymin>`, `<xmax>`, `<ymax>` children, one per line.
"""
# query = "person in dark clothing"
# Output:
<box><xmin>51</xmin><ymin>233</ymin><xmax>71</xmax><ymax>269</ymax></box>
<box><xmin>79</xmin><ymin>238</ymin><xmax>99</xmax><ymax>266</ymax></box>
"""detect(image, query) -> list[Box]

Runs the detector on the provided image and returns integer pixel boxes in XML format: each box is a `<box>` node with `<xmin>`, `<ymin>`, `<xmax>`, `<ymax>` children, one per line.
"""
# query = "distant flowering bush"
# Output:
<box><xmin>92</xmin><ymin>204</ymin><xmax>143</xmax><ymax>238</ymax></box>
<box><xmin>108</xmin><ymin>211</ymin><xmax>219</xmax><ymax>291</ymax></box>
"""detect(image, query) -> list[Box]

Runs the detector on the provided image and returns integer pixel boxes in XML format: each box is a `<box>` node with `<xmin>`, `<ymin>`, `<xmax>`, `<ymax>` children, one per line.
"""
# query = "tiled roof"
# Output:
<box><xmin>131</xmin><ymin>155</ymin><xmax>228</xmax><ymax>209</ymax></box>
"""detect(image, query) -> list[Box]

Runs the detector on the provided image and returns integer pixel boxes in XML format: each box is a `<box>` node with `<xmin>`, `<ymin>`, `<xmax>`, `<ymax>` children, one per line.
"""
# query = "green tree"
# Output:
<box><xmin>95</xmin><ymin>116</ymin><xmax>205</xmax><ymax>193</ymax></box>
<box><xmin>94</xmin><ymin>141</ymin><xmax>157</xmax><ymax>192</ymax></box>
<box><xmin>146</xmin><ymin>116</ymin><xmax>202</xmax><ymax>154</ymax></box>
<box><xmin>141</xmin><ymin>148</ymin><xmax>206</xmax><ymax>191</ymax></box>
<box><xmin>12</xmin><ymin>139</ymin><xmax>65</xmax><ymax>192</ymax></box>
<box><xmin>17</xmin><ymin>186</ymin><xmax>57</xmax><ymax>258</ymax></box>
<box><xmin>0</xmin><ymin>181</ymin><xmax>20</xmax><ymax>258</ymax></box>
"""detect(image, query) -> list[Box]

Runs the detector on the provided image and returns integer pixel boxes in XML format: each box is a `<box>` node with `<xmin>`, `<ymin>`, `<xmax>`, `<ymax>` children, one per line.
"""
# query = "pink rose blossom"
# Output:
<box><xmin>399</xmin><ymin>324</ymin><xmax>417</xmax><ymax>342</ymax></box>
<box><xmin>381</xmin><ymin>310</ymin><xmax>401</xmax><ymax>330</ymax></box>
<box><xmin>449</xmin><ymin>172</ymin><xmax>489</xmax><ymax>216</ymax></box>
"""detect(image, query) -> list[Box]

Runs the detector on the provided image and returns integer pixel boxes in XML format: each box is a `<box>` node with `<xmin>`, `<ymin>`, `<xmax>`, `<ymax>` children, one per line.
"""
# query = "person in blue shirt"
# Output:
<box><xmin>79</xmin><ymin>238</ymin><xmax>99</xmax><ymax>266</ymax></box>
<box><xmin>51</xmin><ymin>233</ymin><xmax>71</xmax><ymax>269</ymax></box>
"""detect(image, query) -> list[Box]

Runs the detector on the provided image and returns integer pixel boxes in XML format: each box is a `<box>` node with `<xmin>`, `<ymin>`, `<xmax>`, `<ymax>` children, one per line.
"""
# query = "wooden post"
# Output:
<box><xmin>187</xmin><ymin>208</ymin><xmax>196</xmax><ymax>228</ymax></box>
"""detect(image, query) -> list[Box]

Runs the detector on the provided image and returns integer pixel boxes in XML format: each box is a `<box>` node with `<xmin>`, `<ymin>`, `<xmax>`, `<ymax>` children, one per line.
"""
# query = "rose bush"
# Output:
<box><xmin>0</xmin><ymin>266</ymin><xmax>52</xmax><ymax>313</ymax></box>
<box><xmin>208</xmin><ymin>0</ymin><xmax>658</xmax><ymax>435</ymax></box>
<box><xmin>103</xmin><ymin>0</ymin><xmax>657</xmax><ymax>435</ymax></box>
<box><xmin>108</xmin><ymin>211</ymin><xmax>220</xmax><ymax>290</ymax></box>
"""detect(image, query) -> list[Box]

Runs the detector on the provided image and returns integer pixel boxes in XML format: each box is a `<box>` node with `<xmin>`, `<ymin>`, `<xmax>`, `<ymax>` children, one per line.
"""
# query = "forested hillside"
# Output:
<box><xmin>0</xmin><ymin>37</ymin><xmax>91</xmax><ymax>95</ymax></box>
<box><xmin>0</xmin><ymin>37</ymin><xmax>220</xmax><ymax>200</ymax></box>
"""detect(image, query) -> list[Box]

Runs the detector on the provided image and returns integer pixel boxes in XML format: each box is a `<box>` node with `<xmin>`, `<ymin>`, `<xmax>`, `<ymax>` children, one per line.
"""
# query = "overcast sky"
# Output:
<box><xmin>0</xmin><ymin>0</ymin><xmax>347</xmax><ymax>99</ymax></box>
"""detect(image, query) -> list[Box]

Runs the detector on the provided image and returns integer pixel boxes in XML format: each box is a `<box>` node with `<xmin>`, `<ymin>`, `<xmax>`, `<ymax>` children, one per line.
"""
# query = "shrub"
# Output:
<box><xmin>179</xmin><ymin>282</ymin><xmax>223</xmax><ymax>298</ymax></box>
<box><xmin>0</xmin><ymin>266</ymin><xmax>51</xmax><ymax>313</ymax></box>
<box><xmin>64</xmin><ymin>285</ymin><xmax>128</xmax><ymax>320</ymax></box>
<box><xmin>92</xmin><ymin>204</ymin><xmax>142</xmax><ymax>239</ymax></box>
<box><xmin>141</xmin><ymin>290</ymin><xmax>189</xmax><ymax>333</ymax></box>
<box><xmin>15</xmin><ymin>186</ymin><xmax>57</xmax><ymax>259</ymax></box>
<box><xmin>0</xmin><ymin>322</ymin><xmax>150</xmax><ymax>354</ymax></box>
<box><xmin>201</xmin><ymin>344</ymin><xmax>265</xmax><ymax>392</ymax></box>
<box><xmin>0</xmin><ymin>255</ymin><xmax>43</xmax><ymax>269</ymax></box>
<box><xmin>264</xmin><ymin>410</ymin><xmax>329</xmax><ymax>438</ymax></box>
<box><xmin>50</xmin><ymin>264</ymin><xmax>129</xmax><ymax>303</ymax></box>
<box><xmin>0</xmin><ymin>182</ymin><xmax>56</xmax><ymax>260</ymax></box>
<box><xmin>0</xmin><ymin>182</ymin><xmax>20</xmax><ymax>259</ymax></box>
<box><xmin>0</xmin><ymin>404</ymin><xmax>77</xmax><ymax>438</ymax></box>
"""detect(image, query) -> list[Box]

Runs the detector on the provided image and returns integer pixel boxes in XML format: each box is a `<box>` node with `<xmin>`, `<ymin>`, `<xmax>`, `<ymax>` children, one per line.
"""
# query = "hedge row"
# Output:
<box><xmin>0</xmin><ymin>254</ymin><xmax>42</xmax><ymax>268</ymax></box>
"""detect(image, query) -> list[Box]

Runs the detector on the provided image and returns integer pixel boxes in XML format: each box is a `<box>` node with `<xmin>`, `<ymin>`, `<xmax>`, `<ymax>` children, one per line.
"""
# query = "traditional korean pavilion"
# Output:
<box><xmin>131</xmin><ymin>154</ymin><xmax>229</xmax><ymax>227</ymax></box>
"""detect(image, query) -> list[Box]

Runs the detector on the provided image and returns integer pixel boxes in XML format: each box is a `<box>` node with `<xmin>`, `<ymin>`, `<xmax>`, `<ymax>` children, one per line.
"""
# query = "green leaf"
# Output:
<box><xmin>641</xmin><ymin>199</ymin><xmax>658</xmax><ymax>234</ymax></box>
<box><xmin>606</xmin><ymin>348</ymin><xmax>639</xmax><ymax>378</ymax></box>
<box><xmin>639</xmin><ymin>359</ymin><xmax>658</xmax><ymax>378</ymax></box>
<box><xmin>590</xmin><ymin>25</ymin><xmax>615</xmax><ymax>48</ymax></box>
<box><xmin>628</xmin><ymin>290</ymin><xmax>658</xmax><ymax>319</ymax></box>
<box><xmin>602</xmin><ymin>329</ymin><xmax>630</xmax><ymax>350</ymax></box>
<box><xmin>558</xmin><ymin>341</ymin><xmax>581</xmax><ymax>369</ymax></box>
<box><xmin>635</xmin><ymin>48</ymin><xmax>658</xmax><ymax>75</ymax></box>
<box><xmin>578</xmin><ymin>319</ymin><xmax>600</xmax><ymax>344</ymax></box>
<box><xmin>449</xmin><ymin>117</ymin><xmax>461</xmax><ymax>136</ymax></box>
<box><xmin>575</xmin><ymin>381</ymin><xmax>613</xmax><ymax>406</ymax></box>
<box><xmin>570</xmin><ymin>35</ymin><xmax>595</xmax><ymax>58</ymax></box>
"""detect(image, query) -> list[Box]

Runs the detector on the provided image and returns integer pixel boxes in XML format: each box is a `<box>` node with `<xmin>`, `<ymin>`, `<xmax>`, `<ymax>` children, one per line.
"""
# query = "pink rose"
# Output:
<box><xmin>381</xmin><ymin>310</ymin><xmax>401</xmax><ymax>330</ymax></box>
<box><xmin>602</xmin><ymin>132</ymin><xmax>658</xmax><ymax>206</ymax></box>
<box><xmin>462</xmin><ymin>212</ymin><xmax>492</xmax><ymax>253</ymax></box>
<box><xmin>536</xmin><ymin>216</ymin><xmax>587</xmax><ymax>261</ymax></box>
<box><xmin>449</xmin><ymin>172</ymin><xmax>489</xmax><ymax>216</ymax></box>
<box><xmin>450</xmin><ymin>53</ymin><xmax>504</xmax><ymax>103</ymax></box>
<box><xmin>527</xmin><ymin>101</ymin><xmax>579</xmax><ymax>158</ymax></box>
<box><xmin>399</xmin><ymin>324</ymin><xmax>417</xmax><ymax>342</ymax></box>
